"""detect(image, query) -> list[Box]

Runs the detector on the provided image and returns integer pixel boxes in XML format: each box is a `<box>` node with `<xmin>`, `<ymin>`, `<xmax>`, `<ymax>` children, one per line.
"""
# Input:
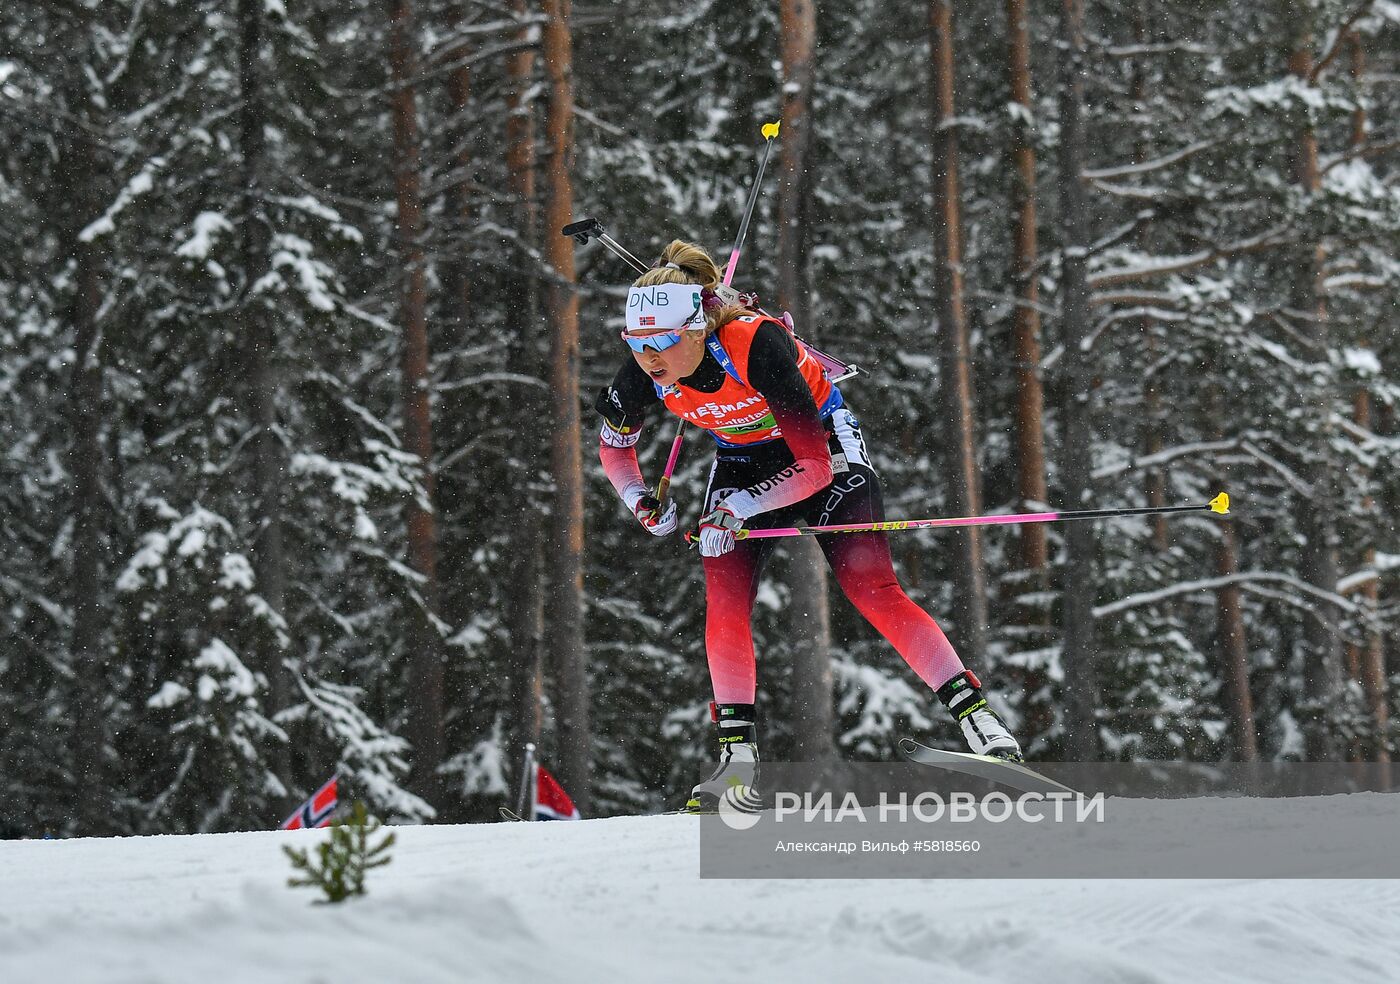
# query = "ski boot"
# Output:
<box><xmin>686</xmin><ymin>702</ymin><xmax>760</xmax><ymax>812</ymax></box>
<box><xmin>937</xmin><ymin>671</ymin><xmax>1024</xmax><ymax>763</ymax></box>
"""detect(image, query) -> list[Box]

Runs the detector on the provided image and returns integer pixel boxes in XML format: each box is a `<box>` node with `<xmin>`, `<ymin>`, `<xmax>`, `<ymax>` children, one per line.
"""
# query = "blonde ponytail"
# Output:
<box><xmin>631</xmin><ymin>240</ymin><xmax>750</xmax><ymax>335</ymax></box>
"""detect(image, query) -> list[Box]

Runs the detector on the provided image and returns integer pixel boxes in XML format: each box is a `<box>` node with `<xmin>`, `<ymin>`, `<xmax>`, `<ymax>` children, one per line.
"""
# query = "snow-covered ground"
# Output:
<box><xmin>3</xmin><ymin>806</ymin><xmax>1399</xmax><ymax>984</ymax></box>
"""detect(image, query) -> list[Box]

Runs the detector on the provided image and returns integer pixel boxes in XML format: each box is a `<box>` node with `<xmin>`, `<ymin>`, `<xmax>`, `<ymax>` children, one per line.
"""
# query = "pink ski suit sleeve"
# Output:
<box><xmin>595</xmin><ymin>360</ymin><xmax>661</xmax><ymax>513</ymax></box>
<box><xmin>599</xmin><ymin>432</ymin><xmax>649</xmax><ymax>512</ymax></box>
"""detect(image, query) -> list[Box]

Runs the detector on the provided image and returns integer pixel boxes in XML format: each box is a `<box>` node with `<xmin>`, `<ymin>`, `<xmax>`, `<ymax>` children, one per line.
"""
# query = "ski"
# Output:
<box><xmin>899</xmin><ymin>737</ymin><xmax>1079</xmax><ymax>797</ymax></box>
<box><xmin>498</xmin><ymin>806</ymin><xmax>527</xmax><ymax>822</ymax></box>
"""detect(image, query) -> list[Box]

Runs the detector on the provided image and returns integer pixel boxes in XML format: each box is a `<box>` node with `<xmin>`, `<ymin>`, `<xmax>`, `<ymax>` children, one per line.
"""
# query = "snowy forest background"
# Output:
<box><xmin>2</xmin><ymin>0</ymin><xmax>1397</xmax><ymax>835</ymax></box>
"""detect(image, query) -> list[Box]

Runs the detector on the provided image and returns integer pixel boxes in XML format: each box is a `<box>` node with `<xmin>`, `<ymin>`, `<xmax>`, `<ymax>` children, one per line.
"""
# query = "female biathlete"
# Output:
<box><xmin>595</xmin><ymin>240</ymin><xmax>1022</xmax><ymax>810</ymax></box>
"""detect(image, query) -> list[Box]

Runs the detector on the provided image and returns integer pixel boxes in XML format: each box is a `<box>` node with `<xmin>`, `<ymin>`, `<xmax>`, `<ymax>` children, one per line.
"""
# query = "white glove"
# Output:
<box><xmin>696</xmin><ymin>504</ymin><xmax>743</xmax><ymax>557</ymax></box>
<box><xmin>633</xmin><ymin>493</ymin><xmax>678</xmax><ymax>536</ymax></box>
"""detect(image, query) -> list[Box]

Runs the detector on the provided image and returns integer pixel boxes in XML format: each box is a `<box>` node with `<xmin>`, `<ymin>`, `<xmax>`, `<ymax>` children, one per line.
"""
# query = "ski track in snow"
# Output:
<box><xmin>2</xmin><ymin>814</ymin><xmax>1398</xmax><ymax>984</ymax></box>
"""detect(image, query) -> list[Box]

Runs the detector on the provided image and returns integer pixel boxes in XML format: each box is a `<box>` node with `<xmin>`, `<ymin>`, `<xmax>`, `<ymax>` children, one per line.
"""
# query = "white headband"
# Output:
<box><xmin>625</xmin><ymin>282</ymin><xmax>706</xmax><ymax>334</ymax></box>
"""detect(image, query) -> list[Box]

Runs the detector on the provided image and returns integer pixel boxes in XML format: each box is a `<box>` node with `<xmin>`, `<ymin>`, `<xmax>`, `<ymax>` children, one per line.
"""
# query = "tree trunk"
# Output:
<box><xmin>238</xmin><ymin>0</ymin><xmax>291</xmax><ymax>787</ymax></box>
<box><xmin>929</xmin><ymin>0</ymin><xmax>989</xmax><ymax>669</ymax></box>
<box><xmin>1215</xmin><ymin>520</ymin><xmax>1258</xmax><ymax>761</ymax></box>
<box><xmin>505</xmin><ymin>0</ymin><xmax>547</xmax><ymax>779</ymax></box>
<box><xmin>541</xmin><ymin>0</ymin><xmax>590</xmax><ymax>813</ymax></box>
<box><xmin>1143</xmin><ymin>334</ymin><xmax>1169</xmax><ymax>551</ymax></box>
<box><xmin>1130</xmin><ymin>7</ymin><xmax>1170</xmax><ymax>553</ymax></box>
<box><xmin>69</xmin><ymin>198</ymin><xmax>108</xmax><ymax>835</ymax></box>
<box><xmin>1003</xmin><ymin>0</ymin><xmax>1054</xmax><ymax>746</ymax></box>
<box><xmin>775</xmin><ymin>0</ymin><xmax>834</xmax><ymax>763</ymax></box>
<box><xmin>1288</xmin><ymin>22</ymin><xmax>1343</xmax><ymax>761</ymax></box>
<box><xmin>777</xmin><ymin>0</ymin><xmax>815</xmax><ymax>332</ymax></box>
<box><xmin>1054</xmin><ymin>0</ymin><xmax>1101</xmax><ymax>761</ymax></box>
<box><xmin>1345</xmin><ymin>33</ymin><xmax>1388</xmax><ymax>766</ymax></box>
<box><xmin>388</xmin><ymin>0</ymin><xmax>446</xmax><ymax>807</ymax></box>
<box><xmin>447</xmin><ymin>50</ymin><xmax>473</xmax><ymax>333</ymax></box>
<box><xmin>787</xmin><ymin>539</ymin><xmax>835</xmax><ymax>761</ymax></box>
<box><xmin>1204</xmin><ymin>361</ymin><xmax>1257</xmax><ymax>761</ymax></box>
<box><xmin>1005</xmin><ymin>0</ymin><xmax>1049</xmax><ymax>576</ymax></box>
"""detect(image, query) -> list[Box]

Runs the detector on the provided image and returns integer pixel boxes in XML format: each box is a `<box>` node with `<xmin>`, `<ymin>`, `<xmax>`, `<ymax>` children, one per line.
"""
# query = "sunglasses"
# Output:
<box><xmin>621</xmin><ymin>330</ymin><xmax>684</xmax><ymax>353</ymax></box>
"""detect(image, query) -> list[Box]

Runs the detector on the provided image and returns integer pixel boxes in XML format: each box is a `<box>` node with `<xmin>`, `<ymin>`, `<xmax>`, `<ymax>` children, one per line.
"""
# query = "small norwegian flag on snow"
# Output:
<box><xmin>533</xmin><ymin>764</ymin><xmax>580</xmax><ymax>821</ymax></box>
<box><xmin>280</xmin><ymin>775</ymin><xmax>339</xmax><ymax>830</ymax></box>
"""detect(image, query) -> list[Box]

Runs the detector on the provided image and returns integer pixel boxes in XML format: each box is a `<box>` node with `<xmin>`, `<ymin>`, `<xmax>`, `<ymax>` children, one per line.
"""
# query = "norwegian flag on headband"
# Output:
<box><xmin>280</xmin><ymin>775</ymin><xmax>339</xmax><ymax>830</ymax></box>
<box><xmin>533</xmin><ymin>764</ymin><xmax>580</xmax><ymax>821</ymax></box>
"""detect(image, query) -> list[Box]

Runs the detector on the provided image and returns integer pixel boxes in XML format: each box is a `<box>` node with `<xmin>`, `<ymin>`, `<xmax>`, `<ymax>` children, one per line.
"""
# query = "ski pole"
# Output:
<box><xmin>654</xmin><ymin>121</ymin><xmax>781</xmax><ymax>506</ymax></box>
<box><xmin>723</xmin><ymin>121</ymin><xmax>781</xmax><ymax>287</ymax></box>
<box><xmin>685</xmin><ymin>493</ymin><xmax>1231</xmax><ymax>545</ymax></box>
<box><xmin>653</xmin><ymin>425</ymin><xmax>685</xmax><ymax>504</ymax></box>
<box><xmin>561</xmin><ymin>121</ymin><xmax>781</xmax><ymax>289</ymax></box>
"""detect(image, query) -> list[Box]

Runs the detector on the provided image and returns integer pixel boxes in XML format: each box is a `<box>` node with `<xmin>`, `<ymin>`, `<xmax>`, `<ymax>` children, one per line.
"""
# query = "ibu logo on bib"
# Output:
<box><xmin>626</xmin><ymin>283</ymin><xmax>705</xmax><ymax>334</ymax></box>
